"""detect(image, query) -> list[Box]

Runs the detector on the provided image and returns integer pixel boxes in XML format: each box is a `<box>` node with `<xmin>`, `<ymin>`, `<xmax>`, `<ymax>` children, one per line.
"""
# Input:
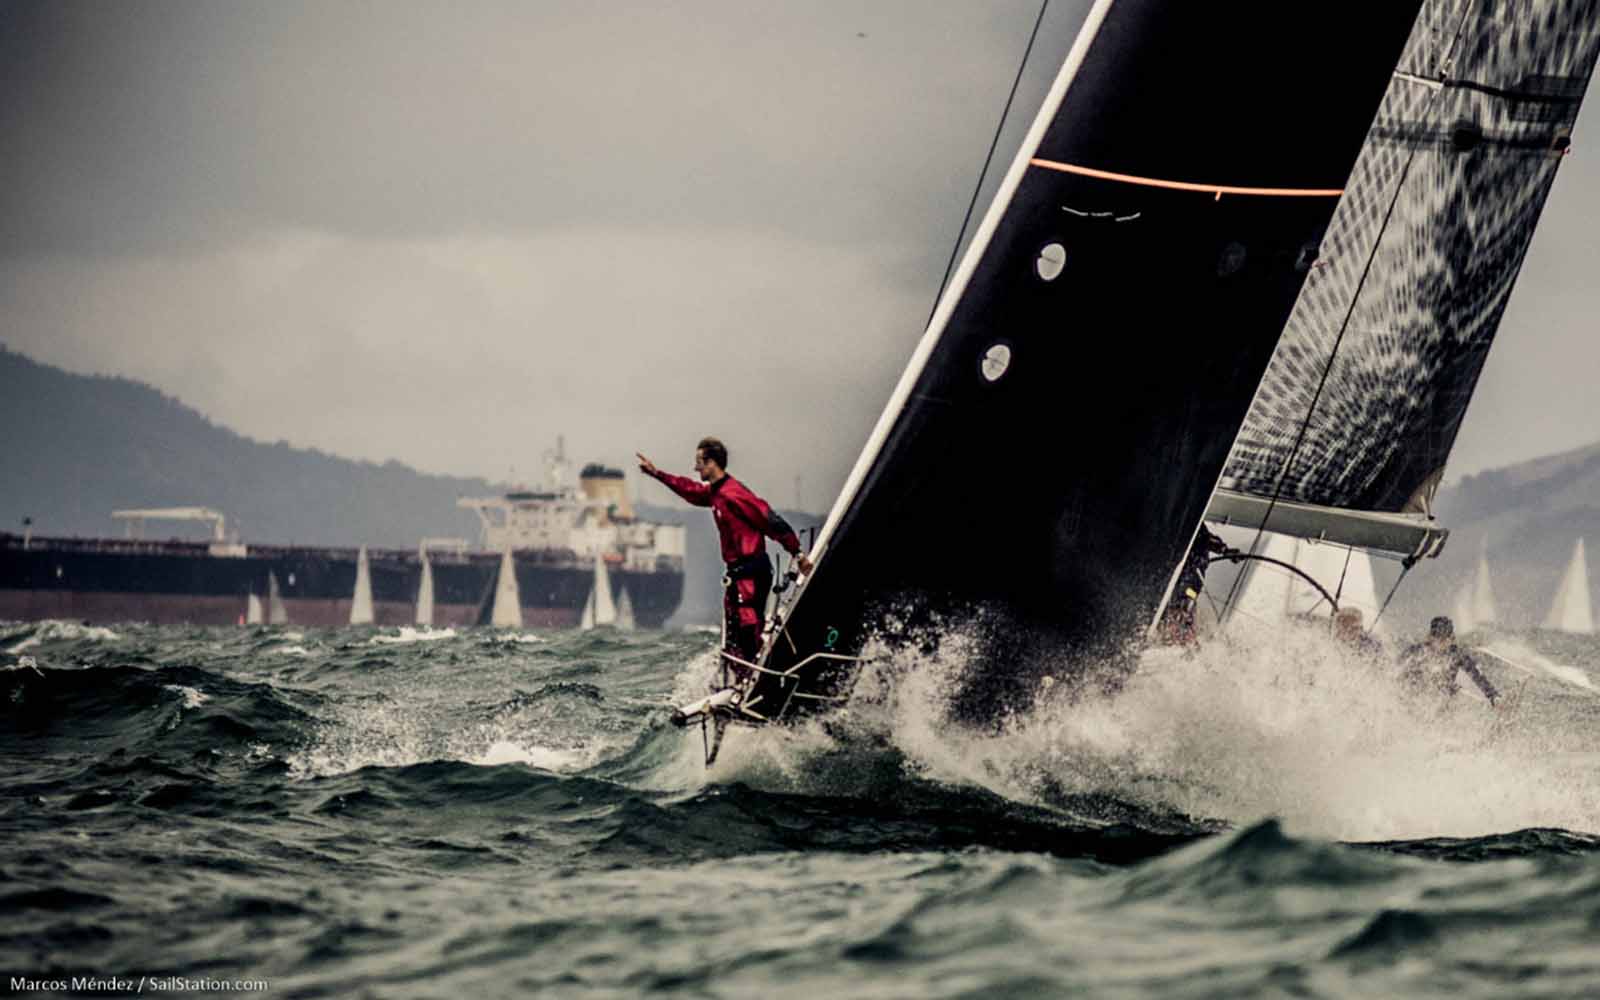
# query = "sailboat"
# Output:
<box><xmin>670</xmin><ymin>0</ymin><xmax>1430</xmax><ymax>746</ymax></box>
<box><xmin>349</xmin><ymin>545</ymin><xmax>374</xmax><ymax>625</ymax></box>
<box><xmin>615</xmin><ymin>584</ymin><xmax>637</xmax><ymax>631</ymax></box>
<box><xmin>416</xmin><ymin>549</ymin><xmax>435</xmax><ymax>627</ymax></box>
<box><xmin>580</xmin><ymin>554</ymin><xmax>617</xmax><ymax>631</ymax></box>
<box><xmin>489</xmin><ymin>548</ymin><xmax>523</xmax><ymax>628</ymax></box>
<box><xmin>267</xmin><ymin>571</ymin><xmax>288</xmax><ymax>625</ymax></box>
<box><xmin>1544</xmin><ymin>537</ymin><xmax>1593</xmax><ymax>633</ymax></box>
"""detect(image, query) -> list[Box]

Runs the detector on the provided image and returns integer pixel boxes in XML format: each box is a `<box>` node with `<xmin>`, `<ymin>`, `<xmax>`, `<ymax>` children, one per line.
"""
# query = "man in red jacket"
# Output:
<box><xmin>638</xmin><ymin>437</ymin><xmax>814</xmax><ymax>680</ymax></box>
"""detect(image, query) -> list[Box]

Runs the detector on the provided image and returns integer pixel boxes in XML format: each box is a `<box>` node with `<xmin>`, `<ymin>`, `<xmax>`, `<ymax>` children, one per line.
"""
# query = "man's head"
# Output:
<box><xmin>1334</xmin><ymin>607</ymin><xmax>1365</xmax><ymax>642</ymax></box>
<box><xmin>694</xmin><ymin>437</ymin><xmax>728</xmax><ymax>482</ymax></box>
<box><xmin>1428</xmin><ymin>614</ymin><xmax>1454</xmax><ymax>647</ymax></box>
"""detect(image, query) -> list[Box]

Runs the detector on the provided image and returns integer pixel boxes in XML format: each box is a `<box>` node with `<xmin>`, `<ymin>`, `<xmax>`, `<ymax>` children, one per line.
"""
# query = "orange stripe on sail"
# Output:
<box><xmin>1028</xmin><ymin>158</ymin><xmax>1344</xmax><ymax>199</ymax></box>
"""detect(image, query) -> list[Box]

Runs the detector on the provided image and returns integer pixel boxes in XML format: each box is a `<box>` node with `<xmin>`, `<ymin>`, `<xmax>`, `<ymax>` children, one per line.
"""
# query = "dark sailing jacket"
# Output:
<box><xmin>648</xmin><ymin>470</ymin><xmax>802</xmax><ymax>567</ymax></box>
<box><xmin>1400</xmin><ymin>641</ymin><xmax>1499</xmax><ymax>704</ymax></box>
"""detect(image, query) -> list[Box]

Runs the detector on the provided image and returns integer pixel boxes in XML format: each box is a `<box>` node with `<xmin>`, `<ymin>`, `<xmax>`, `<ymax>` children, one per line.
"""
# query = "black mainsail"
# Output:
<box><xmin>1216</xmin><ymin>0</ymin><xmax>1600</xmax><ymax>555</ymax></box>
<box><xmin>716</xmin><ymin>1</ymin><xmax>1428</xmax><ymax>730</ymax></box>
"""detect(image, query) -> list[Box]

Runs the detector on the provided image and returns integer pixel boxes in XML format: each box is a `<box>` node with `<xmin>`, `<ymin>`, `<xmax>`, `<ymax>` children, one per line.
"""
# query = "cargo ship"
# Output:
<box><xmin>0</xmin><ymin>455</ymin><xmax>685</xmax><ymax>629</ymax></box>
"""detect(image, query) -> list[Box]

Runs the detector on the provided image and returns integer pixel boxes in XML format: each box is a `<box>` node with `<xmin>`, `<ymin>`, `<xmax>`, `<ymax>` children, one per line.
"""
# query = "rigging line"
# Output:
<box><xmin>1335</xmin><ymin>545</ymin><xmax>1353</xmax><ymax>604</ymax></box>
<box><xmin>1219</xmin><ymin>9</ymin><xmax>1475</xmax><ymax>619</ymax></box>
<box><xmin>927</xmin><ymin>0</ymin><xmax>1051</xmax><ymax>328</ymax></box>
<box><xmin>1370</xmin><ymin>559</ymin><xmax>1414</xmax><ymax>630</ymax></box>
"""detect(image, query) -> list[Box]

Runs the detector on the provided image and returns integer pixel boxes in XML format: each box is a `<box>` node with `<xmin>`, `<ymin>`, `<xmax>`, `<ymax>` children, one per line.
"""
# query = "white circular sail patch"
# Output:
<box><xmin>980</xmin><ymin>343</ymin><xmax>1012</xmax><ymax>382</ymax></box>
<box><xmin>1036</xmin><ymin>243</ymin><xmax>1066</xmax><ymax>281</ymax></box>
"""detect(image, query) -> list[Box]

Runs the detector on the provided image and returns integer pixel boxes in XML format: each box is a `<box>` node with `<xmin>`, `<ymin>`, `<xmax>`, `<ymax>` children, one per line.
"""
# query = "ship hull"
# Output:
<box><xmin>0</xmin><ymin>535</ymin><xmax>683</xmax><ymax>629</ymax></box>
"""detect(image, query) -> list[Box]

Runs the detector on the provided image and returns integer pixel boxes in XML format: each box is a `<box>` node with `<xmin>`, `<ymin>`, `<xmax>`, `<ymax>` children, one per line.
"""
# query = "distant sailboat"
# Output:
<box><xmin>581</xmin><ymin>554</ymin><xmax>617</xmax><ymax>631</ymax></box>
<box><xmin>1544</xmin><ymin>538</ymin><xmax>1593</xmax><ymax>634</ymax></box>
<box><xmin>490</xmin><ymin>549</ymin><xmax>523</xmax><ymax>628</ymax></box>
<box><xmin>615</xmin><ymin>583</ymin><xmax>636</xmax><ymax>631</ymax></box>
<box><xmin>267</xmin><ymin>571</ymin><xmax>288</xmax><ymax>625</ymax></box>
<box><xmin>1453</xmin><ymin>540</ymin><xmax>1497</xmax><ymax>634</ymax></box>
<box><xmin>416</xmin><ymin>549</ymin><xmax>435</xmax><ymax>627</ymax></box>
<box><xmin>245</xmin><ymin>591</ymin><xmax>264</xmax><ymax>625</ymax></box>
<box><xmin>349</xmin><ymin>546</ymin><xmax>374</xmax><ymax>625</ymax></box>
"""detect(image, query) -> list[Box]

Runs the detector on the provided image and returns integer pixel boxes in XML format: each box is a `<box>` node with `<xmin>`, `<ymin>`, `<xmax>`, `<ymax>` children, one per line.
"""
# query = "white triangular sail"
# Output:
<box><xmin>1293</xmin><ymin>541</ymin><xmax>1387</xmax><ymax>637</ymax></box>
<box><xmin>615</xmin><ymin>583</ymin><xmax>636</xmax><ymax>631</ymax></box>
<box><xmin>416</xmin><ymin>550</ymin><xmax>435</xmax><ymax>626</ymax></box>
<box><xmin>267</xmin><ymin>571</ymin><xmax>288</xmax><ymax>625</ymax></box>
<box><xmin>350</xmin><ymin>546</ymin><xmax>374</xmax><ymax>625</ymax></box>
<box><xmin>579</xmin><ymin>588</ymin><xmax>595</xmax><ymax>630</ymax></box>
<box><xmin>1452</xmin><ymin>577</ymin><xmax>1478</xmax><ymax>635</ymax></box>
<box><xmin>1470</xmin><ymin>540</ymin><xmax>1498</xmax><ymax>628</ymax></box>
<box><xmin>1227</xmin><ymin>532</ymin><xmax>1299</xmax><ymax>632</ymax></box>
<box><xmin>491</xmin><ymin>548</ymin><xmax>523</xmax><ymax>627</ymax></box>
<box><xmin>1226</xmin><ymin>532</ymin><xmax>1388</xmax><ymax>639</ymax></box>
<box><xmin>591</xmin><ymin>554</ymin><xmax>617</xmax><ymax>628</ymax></box>
<box><xmin>1544</xmin><ymin>538</ymin><xmax>1593</xmax><ymax>634</ymax></box>
<box><xmin>245</xmin><ymin>591</ymin><xmax>264</xmax><ymax>625</ymax></box>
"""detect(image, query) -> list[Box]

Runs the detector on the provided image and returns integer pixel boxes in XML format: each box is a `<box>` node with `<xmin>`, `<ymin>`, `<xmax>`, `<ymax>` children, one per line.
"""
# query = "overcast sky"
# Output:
<box><xmin>3</xmin><ymin>1</ymin><xmax>1598</xmax><ymax>513</ymax></box>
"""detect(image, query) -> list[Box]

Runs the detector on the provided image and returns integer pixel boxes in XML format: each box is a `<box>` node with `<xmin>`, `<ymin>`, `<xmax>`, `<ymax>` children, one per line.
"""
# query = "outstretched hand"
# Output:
<box><xmin>796</xmin><ymin>554</ymin><xmax>814</xmax><ymax>576</ymax></box>
<box><xmin>635</xmin><ymin>452</ymin><xmax>658</xmax><ymax>477</ymax></box>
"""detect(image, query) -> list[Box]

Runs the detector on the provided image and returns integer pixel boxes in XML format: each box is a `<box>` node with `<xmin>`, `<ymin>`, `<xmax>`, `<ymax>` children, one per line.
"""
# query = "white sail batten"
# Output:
<box><xmin>1544</xmin><ymin>538</ymin><xmax>1593</xmax><ymax>634</ymax></box>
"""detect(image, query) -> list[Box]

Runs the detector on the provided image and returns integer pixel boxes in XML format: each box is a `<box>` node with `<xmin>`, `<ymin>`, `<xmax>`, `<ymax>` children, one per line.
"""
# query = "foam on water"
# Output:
<box><xmin>487</xmin><ymin>632</ymin><xmax>545</xmax><ymax>645</ymax></box>
<box><xmin>7</xmin><ymin>621</ymin><xmax>121</xmax><ymax>653</ymax></box>
<box><xmin>1480</xmin><ymin>638</ymin><xmax>1598</xmax><ymax>693</ymax></box>
<box><xmin>163</xmin><ymin>684</ymin><xmax>210</xmax><ymax>709</ymax></box>
<box><xmin>473</xmin><ymin>739</ymin><xmax>592</xmax><ymax>770</ymax></box>
<box><xmin>696</xmin><ymin>622</ymin><xmax>1600</xmax><ymax>843</ymax></box>
<box><xmin>366</xmin><ymin>626</ymin><xmax>458</xmax><ymax>645</ymax></box>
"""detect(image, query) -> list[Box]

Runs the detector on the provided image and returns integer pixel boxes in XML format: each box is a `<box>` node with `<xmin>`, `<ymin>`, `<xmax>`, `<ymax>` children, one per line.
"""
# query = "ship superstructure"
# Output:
<box><xmin>0</xmin><ymin>443</ymin><xmax>685</xmax><ymax>629</ymax></box>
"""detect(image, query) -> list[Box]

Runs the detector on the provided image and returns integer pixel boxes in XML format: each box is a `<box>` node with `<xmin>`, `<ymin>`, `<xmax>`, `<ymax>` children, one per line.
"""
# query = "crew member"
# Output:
<box><xmin>1333</xmin><ymin>607</ymin><xmax>1385</xmax><ymax>659</ymax></box>
<box><xmin>637</xmin><ymin>437</ymin><xmax>813</xmax><ymax>681</ymax></box>
<box><xmin>1399</xmin><ymin>615</ymin><xmax>1499</xmax><ymax>706</ymax></box>
<box><xmin>1157</xmin><ymin>525</ymin><xmax>1229</xmax><ymax>644</ymax></box>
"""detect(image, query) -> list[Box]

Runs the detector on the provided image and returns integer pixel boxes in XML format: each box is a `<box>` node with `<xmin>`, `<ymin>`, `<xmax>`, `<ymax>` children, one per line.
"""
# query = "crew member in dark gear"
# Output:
<box><xmin>1157</xmin><ymin>524</ymin><xmax>1229</xmax><ymax>644</ymax></box>
<box><xmin>638</xmin><ymin>437</ymin><xmax>813</xmax><ymax>681</ymax></box>
<box><xmin>1400</xmin><ymin>615</ymin><xmax>1499</xmax><ymax>706</ymax></box>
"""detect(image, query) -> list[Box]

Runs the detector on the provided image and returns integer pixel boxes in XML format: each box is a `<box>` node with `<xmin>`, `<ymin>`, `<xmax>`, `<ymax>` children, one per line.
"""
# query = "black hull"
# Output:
<box><xmin>757</xmin><ymin>1</ymin><xmax>1426</xmax><ymax>723</ymax></box>
<box><xmin>0</xmin><ymin>535</ymin><xmax>682</xmax><ymax>629</ymax></box>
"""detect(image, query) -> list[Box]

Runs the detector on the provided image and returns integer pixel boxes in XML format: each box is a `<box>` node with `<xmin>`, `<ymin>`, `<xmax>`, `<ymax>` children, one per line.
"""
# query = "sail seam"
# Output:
<box><xmin>1028</xmin><ymin>159</ymin><xmax>1345</xmax><ymax>197</ymax></box>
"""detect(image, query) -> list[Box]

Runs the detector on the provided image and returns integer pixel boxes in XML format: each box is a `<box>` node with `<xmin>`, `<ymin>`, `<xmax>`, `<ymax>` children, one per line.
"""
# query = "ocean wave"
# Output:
<box><xmin>6</xmin><ymin>621</ymin><xmax>122</xmax><ymax>654</ymax></box>
<box><xmin>366</xmin><ymin>627</ymin><xmax>458</xmax><ymax>646</ymax></box>
<box><xmin>163</xmin><ymin>684</ymin><xmax>211</xmax><ymax>709</ymax></box>
<box><xmin>487</xmin><ymin>632</ymin><xmax>545</xmax><ymax>645</ymax></box>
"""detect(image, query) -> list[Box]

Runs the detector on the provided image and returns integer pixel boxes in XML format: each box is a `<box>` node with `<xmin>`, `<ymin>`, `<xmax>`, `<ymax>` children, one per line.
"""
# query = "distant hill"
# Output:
<box><xmin>0</xmin><ymin>346</ymin><xmax>819</xmax><ymax>625</ymax></box>
<box><xmin>1372</xmin><ymin>442</ymin><xmax>1600</xmax><ymax>632</ymax></box>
